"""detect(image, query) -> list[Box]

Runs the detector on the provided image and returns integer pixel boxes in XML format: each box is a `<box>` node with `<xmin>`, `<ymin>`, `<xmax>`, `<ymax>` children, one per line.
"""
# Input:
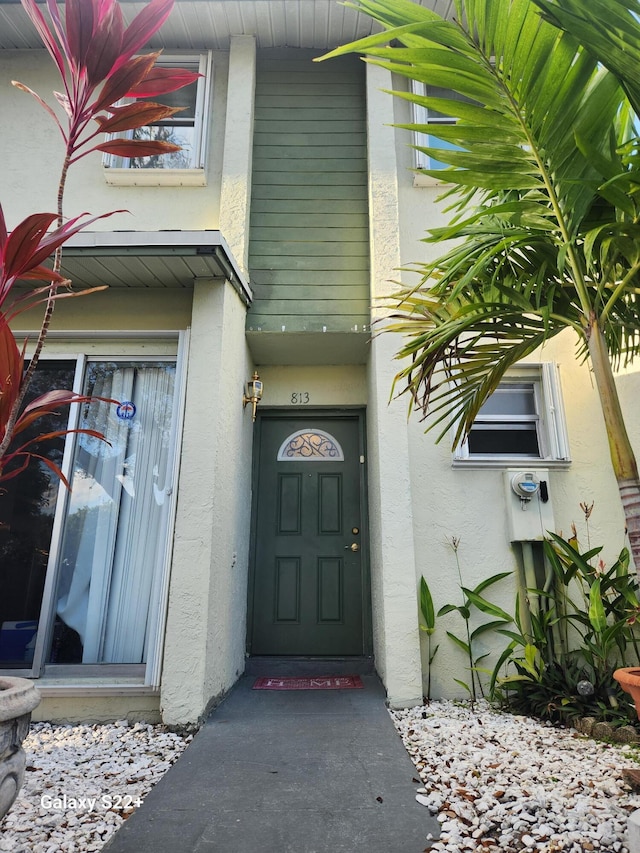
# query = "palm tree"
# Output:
<box><xmin>321</xmin><ymin>0</ymin><xmax>640</xmax><ymax>567</ymax></box>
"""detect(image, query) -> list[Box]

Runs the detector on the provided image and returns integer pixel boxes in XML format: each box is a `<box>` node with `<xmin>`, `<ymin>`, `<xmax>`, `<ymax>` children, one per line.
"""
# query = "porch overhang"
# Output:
<box><xmin>54</xmin><ymin>230</ymin><xmax>252</xmax><ymax>305</ymax></box>
<box><xmin>0</xmin><ymin>0</ymin><xmax>417</xmax><ymax>51</ymax></box>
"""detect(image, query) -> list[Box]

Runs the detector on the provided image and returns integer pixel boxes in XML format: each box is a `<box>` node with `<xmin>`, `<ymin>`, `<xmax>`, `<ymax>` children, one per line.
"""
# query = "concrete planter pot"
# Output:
<box><xmin>614</xmin><ymin>668</ymin><xmax>640</xmax><ymax>720</ymax></box>
<box><xmin>0</xmin><ymin>677</ymin><xmax>40</xmax><ymax>821</ymax></box>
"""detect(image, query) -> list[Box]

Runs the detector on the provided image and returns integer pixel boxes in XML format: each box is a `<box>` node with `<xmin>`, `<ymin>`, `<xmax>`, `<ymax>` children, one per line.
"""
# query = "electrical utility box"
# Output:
<box><xmin>503</xmin><ymin>468</ymin><xmax>555</xmax><ymax>542</ymax></box>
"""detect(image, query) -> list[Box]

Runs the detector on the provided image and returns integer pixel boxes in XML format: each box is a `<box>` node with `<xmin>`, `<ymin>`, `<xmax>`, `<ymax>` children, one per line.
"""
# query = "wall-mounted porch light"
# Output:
<box><xmin>243</xmin><ymin>371</ymin><xmax>263</xmax><ymax>422</ymax></box>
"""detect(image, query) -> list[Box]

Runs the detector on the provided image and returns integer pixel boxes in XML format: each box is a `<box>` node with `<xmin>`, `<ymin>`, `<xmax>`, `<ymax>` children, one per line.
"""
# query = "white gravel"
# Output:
<box><xmin>3</xmin><ymin>703</ymin><xmax>640</xmax><ymax>852</ymax></box>
<box><xmin>392</xmin><ymin>700</ymin><xmax>640</xmax><ymax>852</ymax></box>
<box><xmin>0</xmin><ymin>720</ymin><xmax>192</xmax><ymax>852</ymax></box>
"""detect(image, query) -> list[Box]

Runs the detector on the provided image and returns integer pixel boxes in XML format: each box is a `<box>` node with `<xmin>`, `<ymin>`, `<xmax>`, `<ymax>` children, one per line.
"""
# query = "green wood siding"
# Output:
<box><xmin>247</xmin><ymin>51</ymin><xmax>370</xmax><ymax>333</ymax></box>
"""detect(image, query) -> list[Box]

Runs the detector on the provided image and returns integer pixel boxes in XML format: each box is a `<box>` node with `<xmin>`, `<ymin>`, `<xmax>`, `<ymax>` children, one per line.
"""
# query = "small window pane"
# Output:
<box><xmin>106</xmin><ymin>54</ymin><xmax>208</xmax><ymax>171</ymax></box>
<box><xmin>130</xmin><ymin>125</ymin><xmax>195</xmax><ymax>169</ymax></box>
<box><xmin>277</xmin><ymin>430</ymin><xmax>344</xmax><ymax>461</ymax></box>
<box><xmin>468</xmin><ymin>423</ymin><xmax>540</xmax><ymax>456</ymax></box>
<box><xmin>149</xmin><ymin>79</ymin><xmax>197</xmax><ymax>121</ymax></box>
<box><xmin>425</xmin><ymin>85</ymin><xmax>475</xmax><ymax>121</ymax></box>
<box><xmin>478</xmin><ymin>384</ymin><xmax>536</xmax><ymax>417</ymax></box>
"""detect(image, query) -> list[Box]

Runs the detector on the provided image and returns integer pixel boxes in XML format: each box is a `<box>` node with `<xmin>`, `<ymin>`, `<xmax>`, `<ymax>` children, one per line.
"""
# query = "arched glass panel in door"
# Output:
<box><xmin>277</xmin><ymin>429</ymin><xmax>344</xmax><ymax>461</ymax></box>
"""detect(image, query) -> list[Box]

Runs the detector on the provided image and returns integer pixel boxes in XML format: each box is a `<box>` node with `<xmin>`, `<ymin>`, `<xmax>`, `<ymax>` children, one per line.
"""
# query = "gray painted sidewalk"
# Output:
<box><xmin>103</xmin><ymin>670</ymin><xmax>439</xmax><ymax>852</ymax></box>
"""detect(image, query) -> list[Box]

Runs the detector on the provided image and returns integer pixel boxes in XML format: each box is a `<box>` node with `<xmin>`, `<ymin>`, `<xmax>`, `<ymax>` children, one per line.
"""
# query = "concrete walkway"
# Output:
<box><xmin>103</xmin><ymin>669</ymin><xmax>439</xmax><ymax>852</ymax></box>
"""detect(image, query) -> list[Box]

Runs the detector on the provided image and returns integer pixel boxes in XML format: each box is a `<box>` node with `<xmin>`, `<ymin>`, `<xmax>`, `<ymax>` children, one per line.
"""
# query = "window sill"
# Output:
<box><xmin>103</xmin><ymin>168</ymin><xmax>207</xmax><ymax>187</ymax></box>
<box><xmin>413</xmin><ymin>170</ymin><xmax>452</xmax><ymax>188</ymax></box>
<box><xmin>32</xmin><ymin>681</ymin><xmax>157</xmax><ymax>698</ymax></box>
<box><xmin>452</xmin><ymin>457</ymin><xmax>571</xmax><ymax>470</ymax></box>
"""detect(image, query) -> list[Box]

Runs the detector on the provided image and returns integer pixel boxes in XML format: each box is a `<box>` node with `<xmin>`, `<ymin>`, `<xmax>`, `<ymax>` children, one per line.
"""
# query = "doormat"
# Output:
<box><xmin>253</xmin><ymin>676</ymin><xmax>364</xmax><ymax>690</ymax></box>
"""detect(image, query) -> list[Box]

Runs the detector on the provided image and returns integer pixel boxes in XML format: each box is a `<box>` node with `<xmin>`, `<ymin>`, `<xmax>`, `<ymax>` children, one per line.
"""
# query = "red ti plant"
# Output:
<box><xmin>0</xmin><ymin>0</ymin><xmax>199</xmax><ymax>482</ymax></box>
<box><xmin>0</xmin><ymin>206</ymin><xmax>118</xmax><ymax>482</ymax></box>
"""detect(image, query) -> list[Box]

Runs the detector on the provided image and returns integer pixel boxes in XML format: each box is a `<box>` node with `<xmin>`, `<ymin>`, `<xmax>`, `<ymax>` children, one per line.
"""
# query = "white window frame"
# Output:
<box><xmin>410</xmin><ymin>79</ymin><xmax>461</xmax><ymax>186</ymax></box>
<box><xmin>102</xmin><ymin>51</ymin><xmax>212</xmax><ymax>187</ymax></box>
<box><xmin>452</xmin><ymin>363</ymin><xmax>570</xmax><ymax>468</ymax></box>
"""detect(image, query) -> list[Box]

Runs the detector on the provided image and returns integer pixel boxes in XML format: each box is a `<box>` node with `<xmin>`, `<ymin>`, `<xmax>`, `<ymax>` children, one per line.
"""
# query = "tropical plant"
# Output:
<box><xmin>495</xmin><ymin>655</ymin><xmax>634</xmax><ymax>726</ymax></box>
<box><xmin>418</xmin><ymin>576</ymin><xmax>439</xmax><ymax>700</ymax></box>
<box><xmin>491</xmin><ymin>527</ymin><xmax>640</xmax><ymax>724</ymax></box>
<box><xmin>320</xmin><ymin>0</ymin><xmax>640</xmax><ymax>569</ymax></box>
<box><xmin>436</xmin><ymin>537</ymin><xmax>512</xmax><ymax>702</ymax></box>
<box><xmin>0</xmin><ymin>0</ymin><xmax>198</xmax><ymax>483</ymax></box>
<box><xmin>545</xmin><ymin>531</ymin><xmax>640</xmax><ymax>668</ymax></box>
<box><xmin>531</xmin><ymin>0</ymin><xmax>640</xmax><ymax>117</ymax></box>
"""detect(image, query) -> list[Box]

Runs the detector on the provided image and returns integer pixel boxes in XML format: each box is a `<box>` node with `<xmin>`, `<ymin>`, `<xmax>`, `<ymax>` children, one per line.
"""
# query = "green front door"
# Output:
<box><xmin>249</xmin><ymin>414</ymin><xmax>368</xmax><ymax>656</ymax></box>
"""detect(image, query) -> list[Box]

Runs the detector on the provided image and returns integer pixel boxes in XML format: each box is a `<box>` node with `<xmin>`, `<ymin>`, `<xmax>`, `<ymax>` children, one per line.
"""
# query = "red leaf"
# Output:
<box><xmin>1</xmin><ymin>429</ymin><xmax>111</xmax><ymax>487</ymax></box>
<box><xmin>0</xmin><ymin>449</ymin><xmax>70</xmax><ymax>488</ymax></box>
<box><xmin>0</xmin><ymin>203</ymin><xmax>7</xmax><ymax>253</ymax></box>
<box><xmin>12</xmin><ymin>82</ymin><xmax>67</xmax><ymax>138</ymax></box>
<box><xmin>15</xmin><ymin>393</ymin><xmax>118</xmax><ymax>437</ymax></box>
<box><xmin>20</xmin><ymin>0</ymin><xmax>66</xmax><ymax>81</ymax></box>
<box><xmin>92</xmin><ymin>52</ymin><xmax>159</xmax><ymax>113</ymax></box>
<box><xmin>85</xmin><ymin>3</ymin><xmax>124</xmax><ymax>86</ymax></box>
<box><xmin>54</xmin><ymin>90</ymin><xmax>72</xmax><ymax>117</ymax></box>
<box><xmin>21</xmin><ymin>388</ymin><xmax>85</xmax><ymax>415</ymax></box>
<box><xmin>95</xmin><ymin>101</ymin><xmax>183</xmax><ymax>133</ymax></box>
<box><xmin>5</xmin><ymin>283</ymin><xmax>109</xmax><ymax>325</ymax></box>
<box><xmin>96</xmin><ymin>139</ymin><xmax>182</xmax><ymax>157</ymax></box>
<box><xmin>0</xmin><ymin>317</ymin><xmax>22</xmax><ymax>428</ymax></box>
<box><xmin>17</xmin><ymin>264</ymin><xmax>67</xmax><ymax>283</ymax></box>
<box><xmin>3</xmin><ymin>209</ymin><xmax>122</xmax><ymax>287</ymax></box>
<box><xmin>3</xmin><ymin>212</ymin><xmax>58</xmax><ymax>276</ymax></box>
<box><xmin>117</xmin><ymin>0</ymin><xmax>175</xmax><ymax>70</ymax></box>
<box><xmin>0</xmin><ymin>456</ymin><xmax>30</xmax><ymax>484</ymax></box>
<box><xmin>0</xmin><ymin>209</ymin><xmax>124</xmax><ymax>314</ymax></box>
<box><xmin>29</xmin><ymin>209</ymin><xmax>124</xmax><ymax>267</ymax></box>
<box><xmin>33</xmin><ymin>454</ymin><xmax>71</xmax><ymax>489</ymax></box>
<box><xmin>44</xmin><ymin>0</ymin><xmax>72</xmax><ymax>71</ymax></box>
<box><xmin>65</xmin><ymin>0</ymin><xmax>96</xmax><ymax>69</ymax></box>
<box><xmin>127</xmin><ymin>67</ymin><xmax>201</xmax><ymax>98</ymax></box>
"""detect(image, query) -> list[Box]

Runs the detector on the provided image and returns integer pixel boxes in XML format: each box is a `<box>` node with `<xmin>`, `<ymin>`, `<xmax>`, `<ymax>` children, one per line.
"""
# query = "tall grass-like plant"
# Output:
<box><xmin>437</xmin><ymin>537</ymin><xmax>512</xmax><ymax>703</ymax></box>
<box><xmin>418</xmin><ymin>576</ymin><xmax>438</xmax><ymax>701</ymax></box>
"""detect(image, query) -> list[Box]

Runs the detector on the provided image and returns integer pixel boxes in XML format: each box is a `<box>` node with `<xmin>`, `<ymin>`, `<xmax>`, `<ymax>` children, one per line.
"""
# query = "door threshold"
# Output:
<box><xmin>245</xmin><ymin>656</ymin><xmax>375</xmax><ymax>677</ymax></box>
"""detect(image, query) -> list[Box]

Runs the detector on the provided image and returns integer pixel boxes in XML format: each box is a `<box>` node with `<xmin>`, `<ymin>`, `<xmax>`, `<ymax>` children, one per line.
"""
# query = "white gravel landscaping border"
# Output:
<box><xmin>4</xmin><ymin>702</ymin><xmax>640</xmax><ymax>852</ymax></box>
<box><xmin>392</xmin><ymin>700</ymin><xmax>640</xmax><ymax>852</ymax></box>
<box><xmin>0</xmin><ymin>720</ymin><xmax>192</xmax><ymax>853</ymax></box>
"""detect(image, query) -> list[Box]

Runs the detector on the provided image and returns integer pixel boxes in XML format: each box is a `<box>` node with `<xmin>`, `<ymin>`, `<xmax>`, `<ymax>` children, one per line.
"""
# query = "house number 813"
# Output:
<box><xmin>291</xmin><ymin>392</ymin><xmax>310</xmax><ymax>404</ymax></box>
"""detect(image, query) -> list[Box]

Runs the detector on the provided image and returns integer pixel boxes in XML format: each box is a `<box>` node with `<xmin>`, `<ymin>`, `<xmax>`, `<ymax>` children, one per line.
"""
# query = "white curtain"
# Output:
<box><xmin>55</xmin><ymin>362</ymin><xmax>175</xmax><ymax>663</ymax></box>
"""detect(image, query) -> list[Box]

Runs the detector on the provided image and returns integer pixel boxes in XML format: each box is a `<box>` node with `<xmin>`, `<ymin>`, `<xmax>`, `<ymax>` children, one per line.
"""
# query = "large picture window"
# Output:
<box><xmin>52</xmin><ymin>362</ymin><xmax>176</xmax><ymax>665</ymax></box>
<box><xmin>0</xmin><ymin>352</ymin><xmax>182</xmax><ymax>683</ymax></box>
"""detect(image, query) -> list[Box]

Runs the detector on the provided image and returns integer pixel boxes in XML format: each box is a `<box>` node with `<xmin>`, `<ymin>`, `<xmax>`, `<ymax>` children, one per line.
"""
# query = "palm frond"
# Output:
<box><xmin>531</xmin><ymin>0</ymin><xmax>640</xmax><ymax>117</ymax></box>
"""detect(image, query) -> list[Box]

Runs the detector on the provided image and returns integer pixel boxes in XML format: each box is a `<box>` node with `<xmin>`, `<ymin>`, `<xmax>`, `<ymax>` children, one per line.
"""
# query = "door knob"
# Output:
<box><xmin>345</xmin><ymin>543</ymin><xmax>360</xmax><ymax>552</ymax></box>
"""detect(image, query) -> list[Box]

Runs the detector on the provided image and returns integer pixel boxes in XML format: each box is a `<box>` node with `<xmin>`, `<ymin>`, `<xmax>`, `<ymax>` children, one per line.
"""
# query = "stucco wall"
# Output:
<box><xmin>161</xmin><ymin>280</ymin><xmax>253</xmax><ymax>724</ymax></box>
<box><xmin>0</xmin><ymin>48</ymin><xmax>228</xmax><ymax>231</ymax></box>
<box><xmin>32</xmin><ymin>692</ymin><xmax>161</xmax><ymax>725</ymax></box>
<box><xmin>258</xmin><ymin>365</ymin><xmax>367</xmax><ymax>407</ymax></box>
<box><xmin>15</xmin><ymin>288</ymin><xmax>193</xmax><ymax>334</ymax></box>
<box><xmin>365</xmin><ymin>64</ymin><xmax>423</xmax><ymax>707</ymax></box>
